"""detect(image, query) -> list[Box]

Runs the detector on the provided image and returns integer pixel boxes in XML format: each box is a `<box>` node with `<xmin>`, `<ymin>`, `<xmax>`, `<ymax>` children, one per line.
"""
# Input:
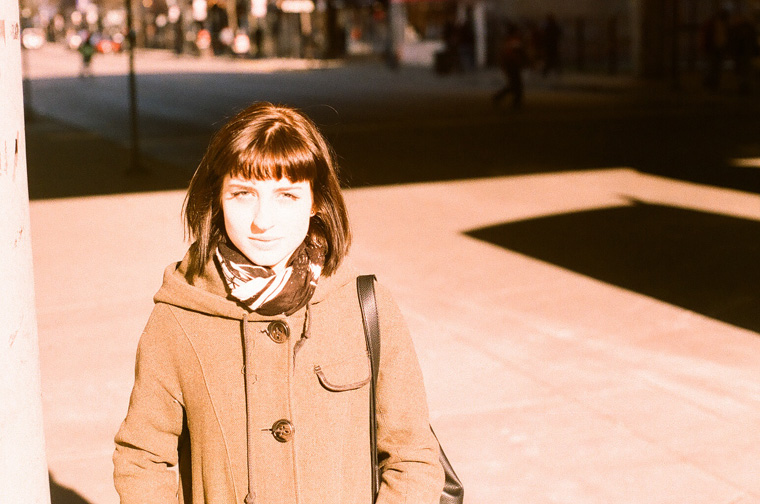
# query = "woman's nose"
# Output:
<box><xmin>251</xmin><ymin>199</ymin><xmax>275</xmax><ymax>231</ymax></box>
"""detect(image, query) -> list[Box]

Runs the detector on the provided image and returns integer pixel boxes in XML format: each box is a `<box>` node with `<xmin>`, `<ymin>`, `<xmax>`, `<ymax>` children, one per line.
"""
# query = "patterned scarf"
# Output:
<box><xmin>215</xmin><ymin>235</ymin><xmax>326</xmax><ymax>316</ymax></box>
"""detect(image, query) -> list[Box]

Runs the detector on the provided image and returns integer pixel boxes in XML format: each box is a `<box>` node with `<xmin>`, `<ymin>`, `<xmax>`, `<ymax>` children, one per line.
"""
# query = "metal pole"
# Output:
<box><xmin>125</xmin><ymin>0</ymin><xmax>145</xmax><ymax>174</ymax></box>
<box><xmin>0</xmin><ymin>1</ymin><xmax>51</xmax><ymax>502</ymax></box>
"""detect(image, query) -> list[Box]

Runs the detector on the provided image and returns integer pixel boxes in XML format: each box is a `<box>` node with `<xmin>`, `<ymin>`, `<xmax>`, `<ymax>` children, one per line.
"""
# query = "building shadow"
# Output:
<box><xmin>25</xmin><ymin>70</ymin><xmax>760</xmax><ymax>200</ymax></box>
<box><xmin>25</xmin><ymin>114</ymin><xmax>199</xmax><ymax>200</ymax></box>
<box><xmin>466</xmin><ymin>199</ymin><xmax>760</xmax><ymax>334</ymax></box>
<box><xmin>49</xmin><ymin>473</ymin><xmax>92</xmax><ymax>504</ymax></box>
<box><xmin>333</xmin><ymin>100</ymin><xmax>760</xmax><ymax>194</ymax></box>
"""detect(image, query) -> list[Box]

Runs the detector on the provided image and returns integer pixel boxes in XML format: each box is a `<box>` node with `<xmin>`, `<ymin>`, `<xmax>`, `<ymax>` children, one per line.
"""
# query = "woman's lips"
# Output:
<box><xmin>249</xmin><ymin>236</ymin><xmax>280</xmax><ymax>248</ymax></box>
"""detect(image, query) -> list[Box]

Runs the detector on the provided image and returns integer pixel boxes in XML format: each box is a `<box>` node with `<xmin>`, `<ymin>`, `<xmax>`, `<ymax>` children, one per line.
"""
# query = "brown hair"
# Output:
<box><xmin>183</xmin><ymin>102</ymin><xmax>351</xmax><ymax>278</ymax></box>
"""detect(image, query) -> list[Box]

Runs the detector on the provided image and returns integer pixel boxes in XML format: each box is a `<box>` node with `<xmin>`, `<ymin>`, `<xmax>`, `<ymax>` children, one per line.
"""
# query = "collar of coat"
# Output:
<box><xmin>153</xmin><ymin>247</ymin><xmax>359</xmax><ymax>321</ymax></box>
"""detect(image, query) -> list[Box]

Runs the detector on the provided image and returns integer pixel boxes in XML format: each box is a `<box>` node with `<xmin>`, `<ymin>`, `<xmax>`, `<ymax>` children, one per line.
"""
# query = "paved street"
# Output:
<box><xmin>25</xmin><ymin>44</ymin><xmax>760</xmax><ymax>196</ymax></box>
<box><xmin>23</xmin><ymin>44</ymin><xmax>760</xmax><ymax>504</ymax></box>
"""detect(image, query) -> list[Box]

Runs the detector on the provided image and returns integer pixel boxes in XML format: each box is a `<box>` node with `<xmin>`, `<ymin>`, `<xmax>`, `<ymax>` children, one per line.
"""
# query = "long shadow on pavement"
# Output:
<box><xmin>332</xmin><ymin>99</ymin><xmax>760</xmax><ymax>193</ymax></box>
<box><xmin>467</xmin><ymin>199</ymin><xmax>760</xmax><ymax>334</ymax></box>
<box><xmin>25</xmin><ymin>114</ymin><xmax>197</xmax><ymax>200</ymax></box>
<box><xmin>25</xmin><ymin>71</ymin><xmax>760</xmax><ymax>200</ymax></box>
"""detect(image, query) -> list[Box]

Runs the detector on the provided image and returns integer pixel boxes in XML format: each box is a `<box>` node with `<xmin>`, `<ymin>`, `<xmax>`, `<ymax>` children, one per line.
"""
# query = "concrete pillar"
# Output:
<box><xmin>0</xmin><ymin>0</ymin><xmax>51</xmax><ymax>502</ymax></box>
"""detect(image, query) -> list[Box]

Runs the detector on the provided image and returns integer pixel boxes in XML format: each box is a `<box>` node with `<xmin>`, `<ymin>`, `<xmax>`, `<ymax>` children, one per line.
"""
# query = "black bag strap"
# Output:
<box><xmin>356</xmin><ymin>274</ymin><xmax>381</xmax><ymax>501</ymax></box>
<box><xmin>357</xmin><ymin>274</ymin><xmax>380</xmax><ymax>382</ymax></box>
<box><xmin>356</xmin><ymin>275</ymin><xmax>464</xmax><ymax>504</ymax></box>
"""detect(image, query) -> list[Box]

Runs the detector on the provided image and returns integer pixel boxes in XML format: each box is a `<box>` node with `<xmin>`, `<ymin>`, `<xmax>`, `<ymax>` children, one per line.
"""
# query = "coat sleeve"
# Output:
<box><xmin>113</xmin><ymin>303</ymin><xmax>186</xmax><ymax>504</ymax></box>
<box><xmin>373</xmin><ymin>283</ymin><xmax>445</xmax><ymax>504</ymax></box>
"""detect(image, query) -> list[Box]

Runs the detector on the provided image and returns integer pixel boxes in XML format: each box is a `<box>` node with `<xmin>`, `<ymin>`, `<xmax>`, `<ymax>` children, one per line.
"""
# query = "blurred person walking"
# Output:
<box><xmin>78</xmin><ymin>33</ymin><xmax>95</xmax><ymax>78</ymax></box>
<box><xmin>492</xmin><ymin>23</ymin><xmax>527</xmax><ymax>110</ymax></box>
<box><xmin>112</xmin><ymin>102</ymin><xmax>445</xmax><ymax>504</ymax></box>
<box><xmin>173</xmin><ymin>9</ymin><xmax>185</xmax><ymax>55</ymax></box>
<box><xmin>208</xmin><ymin>0</ymin><xmax>229</xmax><ymax>55</ymax></box>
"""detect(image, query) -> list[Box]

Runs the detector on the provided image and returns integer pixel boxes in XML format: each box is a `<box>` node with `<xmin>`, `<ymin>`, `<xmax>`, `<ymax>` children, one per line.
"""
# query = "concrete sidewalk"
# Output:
<box><xmin>25</xmin><ymin>55</ymin><xmax>760</xmax><ymax>504</ymax></box>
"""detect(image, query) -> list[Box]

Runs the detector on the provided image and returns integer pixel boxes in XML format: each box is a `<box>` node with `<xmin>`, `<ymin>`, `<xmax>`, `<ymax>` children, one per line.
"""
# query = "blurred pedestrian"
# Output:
<box><xmin>208</xmin><ymin>0</ymin><xmax>229</xmax><ymax>55</ymax></box>
<box><xmin>253</xmin><ymin>26</ymin><xmax>264</xmax><ymax>58</ymax></box>
<box><xmin>173</xmin><ymin>9</ymin><xmax>185</xmax><ymax>55</ymax></box>
<box><xmin>112</xmin><ymin>102</ymin><xmax>445</xmax><ymax>503</ymax></box>
<box><xmin>78</xmin><ymin>33</ymin><xmax>95</xmax><ymax>78</ymax></box>
<box><xmin>493</xmin><ymin>23</ymin><xmax>527</xmax><ymax>110</ymax></box>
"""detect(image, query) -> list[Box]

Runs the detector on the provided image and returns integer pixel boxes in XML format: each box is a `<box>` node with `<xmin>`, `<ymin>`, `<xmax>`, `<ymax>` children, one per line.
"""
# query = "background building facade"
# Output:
<box><xmin>17</xmin><ymin>0</ymin><xmax>760</xmax><ymax>78</ymax></box>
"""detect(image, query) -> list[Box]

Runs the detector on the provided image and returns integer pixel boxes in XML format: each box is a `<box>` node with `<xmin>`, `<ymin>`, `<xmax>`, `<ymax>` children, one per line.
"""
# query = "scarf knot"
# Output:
<box><xmin>216</xmin><ymin>236</ymin><xmax>326</xmax><ymax>316</ymax></box>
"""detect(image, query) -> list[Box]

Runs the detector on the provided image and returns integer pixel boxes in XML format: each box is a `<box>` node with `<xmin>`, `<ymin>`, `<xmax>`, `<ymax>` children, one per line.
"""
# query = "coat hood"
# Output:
<box><xmin>153</xmin><ymin>249</ymin><xmax>358</xmax><ymax>320</ymax></box>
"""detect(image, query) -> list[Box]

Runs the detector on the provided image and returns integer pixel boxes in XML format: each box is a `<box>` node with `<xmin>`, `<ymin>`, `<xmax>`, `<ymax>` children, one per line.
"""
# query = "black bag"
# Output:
<box><xmin>357</xmin><ymin>275</ymin><xmax>464</xmax><ymax>504</ymax></box>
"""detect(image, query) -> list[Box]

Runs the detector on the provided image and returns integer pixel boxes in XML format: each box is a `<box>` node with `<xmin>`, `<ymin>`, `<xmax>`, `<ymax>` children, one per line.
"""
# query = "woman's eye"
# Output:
<box><xmin>281</xmin><ymin>192</ymin><xmax>299</xmax><ymax>200</ymax></box>
<box><xmin>232</xmin><ymin>190</ymin><xmax>252</xmax><ymax>198</ymax></box>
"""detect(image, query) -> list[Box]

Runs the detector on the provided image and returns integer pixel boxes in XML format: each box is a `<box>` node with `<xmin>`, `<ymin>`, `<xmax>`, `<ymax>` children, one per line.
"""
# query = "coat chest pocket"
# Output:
<box><xmin>314</xmin><ymin>354</ymin><xmax>371</xmax><ymax>392</ymax></box>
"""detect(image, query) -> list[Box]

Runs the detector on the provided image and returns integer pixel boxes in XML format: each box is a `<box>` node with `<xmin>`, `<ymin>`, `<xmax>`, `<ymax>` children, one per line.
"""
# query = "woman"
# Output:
<box><xmin>113</xmin><ymin>102</ymin><xmax>444</xmax><ymax>504</ymax></box>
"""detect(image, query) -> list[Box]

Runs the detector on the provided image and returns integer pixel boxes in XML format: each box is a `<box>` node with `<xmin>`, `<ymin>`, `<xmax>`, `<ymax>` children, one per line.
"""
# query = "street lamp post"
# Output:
<box><xmin>125</xmin><ymin>0</ymin><xmax>145</xmax><ymax>174</ymax></box>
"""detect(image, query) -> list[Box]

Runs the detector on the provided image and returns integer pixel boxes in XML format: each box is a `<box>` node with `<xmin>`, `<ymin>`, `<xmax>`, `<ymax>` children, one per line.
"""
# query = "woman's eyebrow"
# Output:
<box><xmin>225</xmin><ymin>180</ymin><xmax>256</xmax><ymax>190</ymax></box>
<box><xmin>275</xmin><ymin>184</ymin><xmax>307</xmax><ymax>193</ymax></box>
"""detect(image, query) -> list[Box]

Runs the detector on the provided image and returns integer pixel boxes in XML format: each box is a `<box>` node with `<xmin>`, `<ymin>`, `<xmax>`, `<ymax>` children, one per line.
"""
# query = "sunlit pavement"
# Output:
<box><xmin>26</xmin><ymin>44</ymin><xmax>760</xmax><ymax>503</ymax></box>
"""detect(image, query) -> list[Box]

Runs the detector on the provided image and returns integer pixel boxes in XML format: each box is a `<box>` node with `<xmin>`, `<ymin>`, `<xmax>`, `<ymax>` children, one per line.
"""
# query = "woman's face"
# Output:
<box><xmin>221</xmin><ymin>175</ymin><xmax>314</xmax><ymax>274</ymax></box>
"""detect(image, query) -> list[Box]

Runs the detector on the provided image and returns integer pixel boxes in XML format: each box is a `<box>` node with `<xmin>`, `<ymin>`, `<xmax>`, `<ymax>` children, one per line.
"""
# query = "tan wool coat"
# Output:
<box><xmin>113</xmin><ymin>252</ymin><xmax>444</xmax><ymax>504</ymax></box>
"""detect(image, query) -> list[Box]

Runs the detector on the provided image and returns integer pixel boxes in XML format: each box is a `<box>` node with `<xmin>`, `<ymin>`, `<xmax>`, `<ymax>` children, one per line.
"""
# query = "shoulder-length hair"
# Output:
<box><xmin>183</xmin><ymin>102</ymin><xmax>351</xmax><ymax>279</ymax></box>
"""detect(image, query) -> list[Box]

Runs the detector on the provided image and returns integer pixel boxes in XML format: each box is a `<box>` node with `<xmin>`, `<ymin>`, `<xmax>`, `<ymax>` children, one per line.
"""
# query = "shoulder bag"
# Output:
<box><xmin>357</xmin><ymin>275</ymin><xmax>464</xmax><ymax>504</ymax></box>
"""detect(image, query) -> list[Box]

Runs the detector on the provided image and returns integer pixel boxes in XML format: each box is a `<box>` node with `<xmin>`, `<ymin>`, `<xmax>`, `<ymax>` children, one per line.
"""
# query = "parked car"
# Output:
<box><xmin>67</xmin><ymin>30</ymin><xmax>124</xmax><ymax>53</ymax></box>
<box><xmin>93</xmin><ymin>32</ymin><xmax>123</xmax><ymax>53</ymax></box>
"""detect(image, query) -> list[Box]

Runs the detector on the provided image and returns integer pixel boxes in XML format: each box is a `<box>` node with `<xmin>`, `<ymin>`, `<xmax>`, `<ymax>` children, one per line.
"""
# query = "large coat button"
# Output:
<box><xmin>271</xmin><ymin>419</ymin><xmax>294</xmax><ymax>443</ymax></box>
<box><xmin>266</xmin><ymin>320</ymin><xmax>289</xmax><ymax>343</ymax></box>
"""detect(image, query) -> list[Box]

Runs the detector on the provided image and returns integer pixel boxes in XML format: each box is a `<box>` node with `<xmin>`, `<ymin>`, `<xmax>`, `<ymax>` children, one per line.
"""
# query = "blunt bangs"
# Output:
<box><xmin>221</xmin><ymin>116</ymin><xmax>320</xmax><ymax>184</ymax></box>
